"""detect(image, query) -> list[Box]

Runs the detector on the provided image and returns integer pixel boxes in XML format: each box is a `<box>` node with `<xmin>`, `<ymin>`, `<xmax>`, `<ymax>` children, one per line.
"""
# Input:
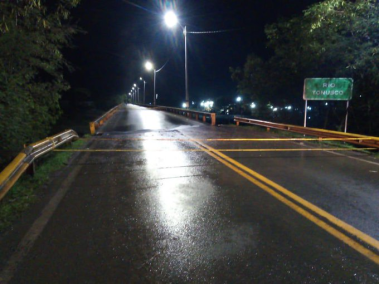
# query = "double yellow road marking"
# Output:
<box><xmin>82</xmin><ymin>137</ymin><xmax>375</xmax><ymax>142</ymax></box>
<box><xmin>54</xmin><ymin>139</ymin><xmax>379</xmax><ymax>264</ymax></box>
<box><xmin>54</xmin><ymin>147</ymin><xmax>375</xmax><ymax>153</ymax></box>
<box><xmin>195</xmin><ymin>141</ymin><xmax>379</xmax><ymax>265</ymax></box>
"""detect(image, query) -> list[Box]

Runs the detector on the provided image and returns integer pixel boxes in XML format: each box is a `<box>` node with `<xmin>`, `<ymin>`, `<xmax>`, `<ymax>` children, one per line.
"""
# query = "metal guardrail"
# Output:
<box><xmin>0</xmin><ymin>130</ymin><xmax>79</xmax><ymax>201</ymax></box>
<box><xmin>234</xmin><ymin>117</ymin><xmax>379</xmax><ymax>149</ymax></box>
<box><xmin>154</xmin><ymin>106</ymin><xmax>216</xmax><ymax>126</ymax></box>
<box><xmin>89</xmin><ymin>104</ymin><xmax>123</xmax><ymax>135</ymax></box>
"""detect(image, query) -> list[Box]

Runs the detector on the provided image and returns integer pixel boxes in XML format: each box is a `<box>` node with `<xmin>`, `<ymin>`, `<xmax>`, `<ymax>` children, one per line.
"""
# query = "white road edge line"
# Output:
<box><xmin>294</xmin><ymin>140</ymin><xmax>379</xmax><ymax>167</ymax></box>
<box><xmin>0</xmin><ymin>152</ymin><xmax>90</xmax><ymax>284</ymax></box>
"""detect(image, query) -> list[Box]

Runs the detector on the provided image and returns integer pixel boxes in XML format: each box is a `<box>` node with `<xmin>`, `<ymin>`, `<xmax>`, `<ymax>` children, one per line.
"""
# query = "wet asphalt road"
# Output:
<box><xmin>2</xmin><ymin>104</ymin><xmax>379</xmax><ymax>283</ymax></box>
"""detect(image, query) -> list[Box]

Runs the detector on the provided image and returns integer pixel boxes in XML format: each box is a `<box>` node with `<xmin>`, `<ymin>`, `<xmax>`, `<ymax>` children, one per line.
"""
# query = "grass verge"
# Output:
<box><xmin>0</xmin><ymin>138</ymin><xmax>86</xmax><ymax>232</ymax></box>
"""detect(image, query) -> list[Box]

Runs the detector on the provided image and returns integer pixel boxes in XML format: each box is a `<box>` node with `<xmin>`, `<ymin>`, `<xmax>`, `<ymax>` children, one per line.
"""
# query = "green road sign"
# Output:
<box><xmin>303</xmin><ymin>78</ymin><xmax>353</xmax><ymax>101</ymax></box>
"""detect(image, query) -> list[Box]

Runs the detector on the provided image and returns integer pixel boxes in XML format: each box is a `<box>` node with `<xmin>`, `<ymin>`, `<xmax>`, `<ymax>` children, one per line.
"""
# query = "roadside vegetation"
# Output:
<box><xmin>230</xmin><ymin>0</ymin><xmax>379</xmax><ymax>136</ymax></box>
<box><xmin>0</xmin><ymin>139</ymin><xmax>86</xmax><ymax>232</ymax></box>
<box><xmin>0</xmin><ymin>0</ymin><xmax>81</xmax><ymax>166</ymax></box>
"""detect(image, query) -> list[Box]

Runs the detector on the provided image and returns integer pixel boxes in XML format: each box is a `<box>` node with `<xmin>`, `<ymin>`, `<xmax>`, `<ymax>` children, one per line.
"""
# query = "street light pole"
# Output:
<box><xmin>145</xmin><ymin>61</ymin><xmax>167</xmax><ymax>106</ymax></box>
<box><xmin>164</xmin><ymin>11</ymin><xmax>190</xmax><ymax>108</ymax></box>
<box><xmin>140</xmin><ymin>77</ymin><xmax>146</xmax><ymax>104</ymax></box>
<box><xmin>184</xmin><ymin>26</ymin><xmax>189</xmax><ymax>108</ymax></box>
<box><xmin>153</xmin><ymin>70</ymin><xmax>156</xmax><ymax>106</ymax></box>
<box><xmin>133</xmin><ymin>84</ymin><xmax>137</xmax><ymax>103</ymax></box>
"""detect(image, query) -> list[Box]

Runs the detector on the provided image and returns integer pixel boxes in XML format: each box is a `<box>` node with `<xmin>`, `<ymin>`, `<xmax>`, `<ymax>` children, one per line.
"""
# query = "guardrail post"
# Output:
<box><xmin>203</xmin><ymin>115</ymin><xmax>206</xmax><ymax>122</ymax></box>
<box><xmin>26</xmin><ymin>161</ymin><xmax>36</xmax><ymax>176</ymax></box>
<box><xmin>211</xmin><ymin>113</ymin><xmax>216</xmax><ymax>126</ymax></box>
<box><xmin>0</xmin><ymin>130</ymin><xmax>79</xmax><ymax>202</ymax></box>
<box><xmin>236</xmin><ymin>121</ymin><xmax>240</xmax><ymax>126</ymax></box>
<box><xmin>88</xmin><ymin>104</ymin><xmax>122</xmax><ymax>135</ymax></box>
<box><xmin>89</xmin><ymin>122</ymin><xmax>96</xmax><ymax>135</ymax></box>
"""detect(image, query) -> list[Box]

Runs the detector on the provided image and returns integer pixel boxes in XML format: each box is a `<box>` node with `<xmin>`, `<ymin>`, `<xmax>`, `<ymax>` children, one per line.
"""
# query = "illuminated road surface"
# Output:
<box><xmin>1</xmin><ymin>104</ymin><xmax>379</xmax><ymax>283</ymax></box>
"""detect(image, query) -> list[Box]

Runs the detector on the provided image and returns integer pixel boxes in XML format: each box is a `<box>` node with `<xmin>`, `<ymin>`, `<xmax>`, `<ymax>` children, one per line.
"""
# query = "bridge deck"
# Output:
<box><xmin>1</xmin><ymin>104</ymin><xmax>378</xmax><ymax>283</ymax></box>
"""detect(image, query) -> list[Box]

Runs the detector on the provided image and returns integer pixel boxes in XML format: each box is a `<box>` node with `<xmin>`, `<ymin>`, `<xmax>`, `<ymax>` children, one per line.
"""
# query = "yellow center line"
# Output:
<box><xmin>80</xmin><ymin>137</ymin><xmax>375</xmax><ymax>142</ymax></box>
<box><xmin>53</xmin><ymin>148</ymin><xmax>375</xmax><ymax>153</ymax></box>
<box><xmin>193</xmin><ymin>141</ymin><xmax>379</xmax><ymax>265</ymax></box>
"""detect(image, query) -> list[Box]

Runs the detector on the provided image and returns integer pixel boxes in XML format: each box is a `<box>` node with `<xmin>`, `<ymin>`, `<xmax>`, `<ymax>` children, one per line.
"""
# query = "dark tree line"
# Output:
<box><xmin>231</xmin><ymin>0</ymin><xmax>379</xmax><ymax>135</ymax></box>
<box><xmin>0</xmin><ymin>0</ymin><xmax>80</xmax><ymax>165</ymax></box>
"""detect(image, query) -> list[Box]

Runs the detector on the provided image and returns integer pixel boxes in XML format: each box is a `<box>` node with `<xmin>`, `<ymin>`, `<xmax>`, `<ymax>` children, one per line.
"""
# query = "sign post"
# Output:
<box><xmin>304</xmin><ymin>100</ymin><xmax>308</xmax><ymax>127</ymax></box>
<box><xmin>303</xmin><ymin>78</ymin><xmax>353</xmax><ymax>132</ymax></box>
<box><xmin>344</xmin><ymin>101</ymin><xmax>350</xmax><ymax>133</ymax></box>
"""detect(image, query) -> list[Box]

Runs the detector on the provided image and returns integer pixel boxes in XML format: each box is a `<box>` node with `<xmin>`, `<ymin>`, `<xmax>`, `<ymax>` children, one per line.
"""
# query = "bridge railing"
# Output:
<box><xmin>234</xmin><ymin>117</ymin><xmax>379</xmax><ymax>149</ymax></box>
<box><xmin>0</xmin><ymin>130</ymin><xmax>79</xmax><ymax>201</ymax></box>
<box><xmin>89</xmin><ymin>104</ymin><xmax>123</xmax><ymax>135</ymax></box>
<box><xmin>154</xmin><ymin>106</ymin><xmax>216</xmax><ymax>126</ymax></box>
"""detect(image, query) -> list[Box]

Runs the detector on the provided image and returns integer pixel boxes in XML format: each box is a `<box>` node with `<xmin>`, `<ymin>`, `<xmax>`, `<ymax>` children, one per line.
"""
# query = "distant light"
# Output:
<box><xmin>204</xmin><ymin>101</ymin><xmax>214</xmax><ymax>108</ymax></box>
<box><xmin>192</xmin><ymin>101</ymin><xmax>195</xmax><ymax>105</ymax></box>
<box><xmin>145</xmin><ymin>61</ymin><xmax>154</xmax><ymax>71</ymax></box>
<box><xmin>201</xmin><ymin>100</ymin><xmax>214</xmax><ymax>109</ymax></box>
<box><xmin>325</xmin><ymin>103</ymin><xmax>328</xmax><ymax>106</ymax></box>
<box><xmin>182</xmin><ymin>103</ymin><xmax>187</xmax><ymax>108</ymax></box>
<box><xmin>140</xmin><ymin>77</ymin><xmax>143</xmax><ymax>80</ymax></box>
<box><xmin>164</xmin><ymin>11</ymin><xmax>178</xmax><ymax>28</ymax></box>
<box><xmin>307</xmin><ymin>106</ymin><xmax>312</xmax><ymax>111</ymax></box>
<box><xmin>251</xmin><ymin>102</ymin><xmax>256</xmax><ymax>109</ymax></box>
<box><xmin>308</xmin><ymin>117</ymin><xmax>311</xmax><ymax>119</ymax></box>
<box><xmin>270</xmin><ymin>106</ymin><xmax>273</xmax><ymax>109</ymax></box>
<box><xmin>285</xmin><ymin>105</ymin><xmax>292</xmax><ymax>110</ymax></box>
<box><xmin>134</xmin><ymin>83</ymin><xmax>137</xmax><ymax>87</ymax></box>
<box><xmin>273</xmin><ymin>108</ymin><xmax>278</xmax><ymax>112</ymax></box>
<box><xmin>236</xmin><ymin>96</ymin><xmax>242</xmax><ymax>102</ymax></box>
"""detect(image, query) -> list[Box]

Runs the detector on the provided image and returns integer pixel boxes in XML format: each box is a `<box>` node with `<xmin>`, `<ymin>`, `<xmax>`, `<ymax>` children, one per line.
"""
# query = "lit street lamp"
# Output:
<box><xmin>133</xmin><ymin>84</ymin><xmax>139</xmax><ymax>103</ymax></box>
<box><xmin>132</xmin><ymin>86</ymin><xmax>136</xmax><ymax>103</ymax></box>
<box><xmin>164</xmin><ymin>11</ymin><xmax>189</xmax><ymax>108</ymax></box>
<box><xmin>145</xmin><ymin>60</ymin><xmax>167</xmax><ymax>106</ymax></box>
<box><xmin>140</xmin><ymin>77</ymin><xmax>146</xmax><ymax>104</ymax></box>
<box><xmin>145</xmin><ymin>61</ymin><xmax>156</xmax><ymax>106</ymax></box>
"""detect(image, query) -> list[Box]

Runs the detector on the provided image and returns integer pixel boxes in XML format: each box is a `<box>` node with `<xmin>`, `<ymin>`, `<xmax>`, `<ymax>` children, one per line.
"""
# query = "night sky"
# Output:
<box><xmin>66</xmin><ymin>0</ymin><xmax>320</xmax><ymax>107</ymax></box>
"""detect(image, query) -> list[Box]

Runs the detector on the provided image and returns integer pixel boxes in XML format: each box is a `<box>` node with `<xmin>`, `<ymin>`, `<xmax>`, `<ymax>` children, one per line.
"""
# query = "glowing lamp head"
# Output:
<box><xmin>145</xmin><ymin>61</ymin><xmax>154</xmax><ymax>71</ymax></box>
<box><xmin>164</xmin><ymin>11</ymin><xmax>178</xmax><ymax>28</ymax></box>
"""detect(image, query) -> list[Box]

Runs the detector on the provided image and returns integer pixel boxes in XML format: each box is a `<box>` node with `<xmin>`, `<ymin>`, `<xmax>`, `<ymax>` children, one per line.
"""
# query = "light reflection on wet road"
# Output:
<box><xmin>4</xmin><ymin>104</ymin><xmax>379</xmax><ymax>283</ymax></box>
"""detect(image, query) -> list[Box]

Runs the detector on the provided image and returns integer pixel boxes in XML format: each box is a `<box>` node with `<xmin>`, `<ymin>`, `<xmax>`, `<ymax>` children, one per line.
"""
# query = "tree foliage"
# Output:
<box><xmin>231</xmin><ymin>0</ymin><xmax>379</xmax><ymax>134</ymax></box>
<box><xmin>0</xmin><ymin>0</ymin><xmax>80</xmax><ymax>164</ymax></box>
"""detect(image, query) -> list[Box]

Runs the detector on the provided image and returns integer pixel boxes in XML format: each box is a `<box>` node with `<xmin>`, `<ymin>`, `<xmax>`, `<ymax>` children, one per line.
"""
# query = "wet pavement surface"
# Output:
<box><xmin>1</xmin><ymin>104</ymin><xmax>379</xmax><ymax>283</ymax></box>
